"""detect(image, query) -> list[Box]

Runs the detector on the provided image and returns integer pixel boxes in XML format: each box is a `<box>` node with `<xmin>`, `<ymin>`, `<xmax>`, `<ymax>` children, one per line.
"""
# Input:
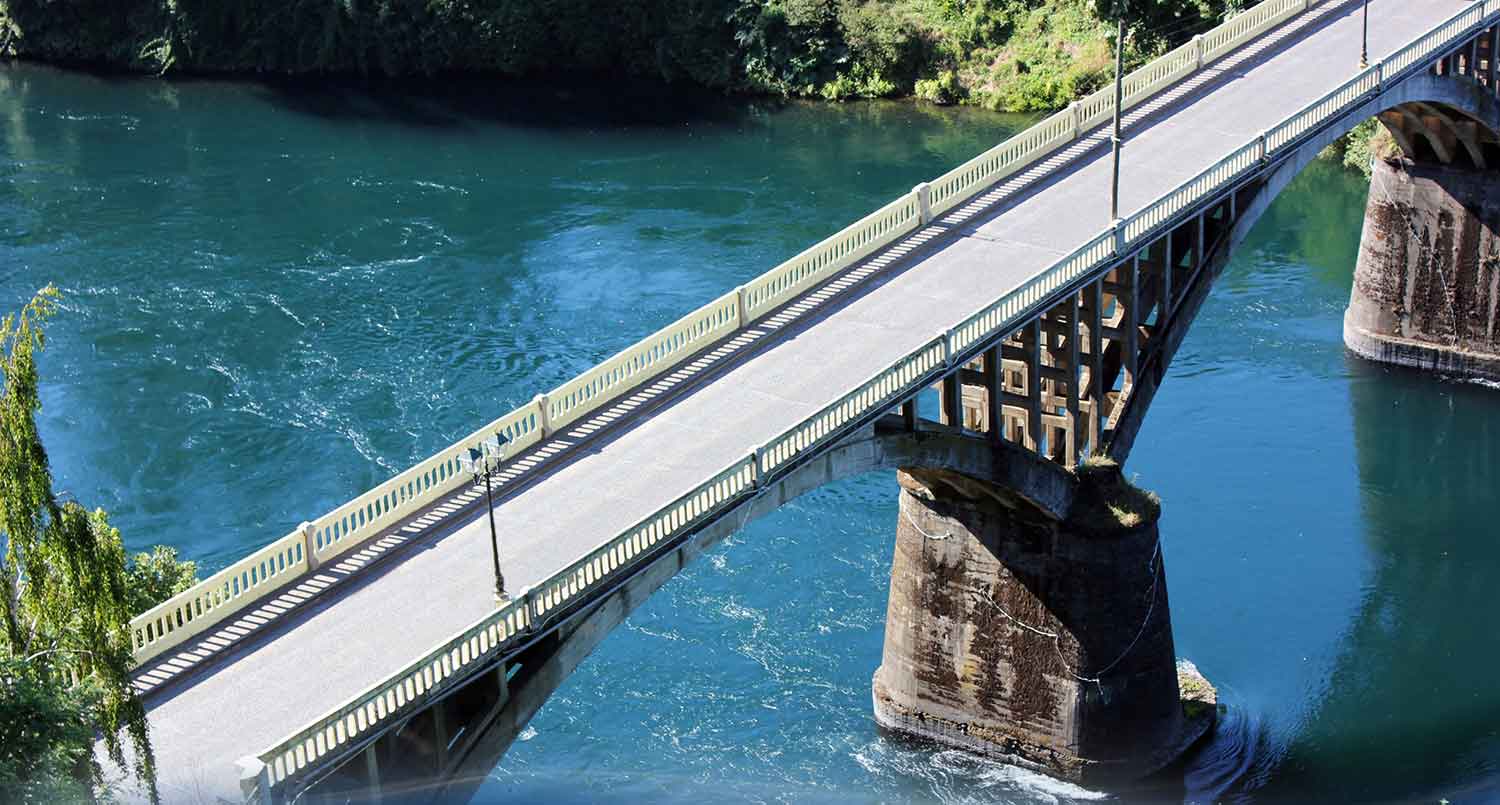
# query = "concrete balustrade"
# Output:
<box><xmin>757</xmin><ymin>338</ymin><xmax>947</xmax><ymax>475</ymax></box>
<box><xmin>130</xmin><ymin>530</ymin><xmax>308</xmax><ymax>661</ymax></box>
<box><xmin>742</xmin><ymin>193</ymin><xmax>924</xmax><ymax>319</ymax></box>
<box><xmin>546</xmin><ymin>290</ymin><xmax>741</xmax><ymax>433</ymax></box>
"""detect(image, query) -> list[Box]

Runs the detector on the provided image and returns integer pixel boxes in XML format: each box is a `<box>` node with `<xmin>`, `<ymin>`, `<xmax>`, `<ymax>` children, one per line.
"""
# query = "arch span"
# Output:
<box><xmin>296</xmin><ymin>423</ymin><xmax>1084</xmax><ymax>802</ymax></box>
<box><xmin>1238</xmin><ymin>73</ymin><xmax>1500</xmax><ymax>245</ymax></box>
<box><xmin>1102</xmin><ymin>71</ymin><xmax>1500</xmax><ymax>461</ymax></box>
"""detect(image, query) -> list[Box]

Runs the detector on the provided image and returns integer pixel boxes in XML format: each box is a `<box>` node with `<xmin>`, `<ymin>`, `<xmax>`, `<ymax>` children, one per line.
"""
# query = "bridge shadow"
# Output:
<box><xmin>132</xmin><ymin>0</ymin><xmax>1376</xmax><ymax>716</ymax></box>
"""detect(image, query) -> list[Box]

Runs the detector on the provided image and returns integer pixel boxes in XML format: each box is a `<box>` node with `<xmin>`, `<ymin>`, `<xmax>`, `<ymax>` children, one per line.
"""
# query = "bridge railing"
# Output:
<box><xmin>1385</xmin><ymin>1</ymin><xmax>1489</xmax><ymax>77</ymax></box>
<box><xmin>251</xmin><ymin>3</ymin><xmax>1500</xmax><ymax>793</ymax></box>
<box><xmin>128</xmin><ymin>0</ymin><xmax>1339</xmax><ymax>672</ymax></box>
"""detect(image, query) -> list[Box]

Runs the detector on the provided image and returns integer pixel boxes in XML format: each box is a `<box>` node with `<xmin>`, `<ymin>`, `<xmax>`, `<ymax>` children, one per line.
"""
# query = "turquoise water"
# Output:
<box><xmin>3</xmin><ymin>62</ymin><xmax>1499</xmax><ymax>804</ymax></box>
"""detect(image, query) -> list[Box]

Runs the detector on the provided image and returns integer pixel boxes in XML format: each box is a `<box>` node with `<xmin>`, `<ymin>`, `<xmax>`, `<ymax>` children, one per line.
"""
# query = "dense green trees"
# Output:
<box><xmin>0</xmin><ymin>0</ymin><xmax>1239</xmax><ymax>110</ymax></box>
<box><xmin>0</xmin><ymin>287</ymin><xmax>196</xmax><ymax>803</ymax></box>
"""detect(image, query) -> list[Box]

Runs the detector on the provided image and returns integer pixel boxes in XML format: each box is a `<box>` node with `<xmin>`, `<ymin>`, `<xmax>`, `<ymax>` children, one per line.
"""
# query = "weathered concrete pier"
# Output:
<box><xmin>1345</xmin><ymin>141</ymin><xmax>1500</xmax><ymax>379</ymax></box>
<box><xmin>873</xmin><ymin>459</ymin><xmax>1213</xmax><ymax>783</ymax></box>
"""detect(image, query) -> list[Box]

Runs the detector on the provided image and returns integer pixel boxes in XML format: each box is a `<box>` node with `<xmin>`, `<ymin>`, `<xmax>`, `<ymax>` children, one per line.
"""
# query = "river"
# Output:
<box><xmin>2</xmin><ymin>62</ymin><xmax>1498</xmax><ymax>804</ymax></box>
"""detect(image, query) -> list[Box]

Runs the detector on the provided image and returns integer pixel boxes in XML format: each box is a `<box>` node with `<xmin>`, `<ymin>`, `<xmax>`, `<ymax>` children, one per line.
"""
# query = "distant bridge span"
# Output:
<box><xmin>111</xmin><ymin>0</ymin><xmax>1500</xmax><ymax>799</ymax></box>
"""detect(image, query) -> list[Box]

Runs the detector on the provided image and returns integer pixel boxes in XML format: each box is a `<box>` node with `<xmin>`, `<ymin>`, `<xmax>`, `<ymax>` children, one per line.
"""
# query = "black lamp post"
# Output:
<box><xmin>1110</xmin><ymin>1</ymin><xmax>1128</xmax><ymax>224</ymax></box>
<box><xmin>463</xmin><ymin>432</ymin><xmax>511</xmax><ymax>603</ymax></box>
<box><xmin>1360</xmin><ymin>0</ymin><xmax>1370</xmax><ymax>68</ymax></box>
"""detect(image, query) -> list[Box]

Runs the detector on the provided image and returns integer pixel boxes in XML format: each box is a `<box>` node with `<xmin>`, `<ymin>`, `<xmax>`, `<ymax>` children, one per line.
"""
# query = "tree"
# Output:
<box><xmin>0</xmin><ymin>285</ymin><xmax>191</xmax><ymax>803</ymax></box>
<box><xmin>1092</xmin><ymin>0</ymin><xmax>1240</xmax><ymax>50</ymax></box>
<box><xmin>0</xmin><ymin>658</ymin><xmax>100</xmax><ymax>803</ymax></box>
<box><xmin>123</xmin><ymin>547</ymin><xmax>197</xmax><ymax>620</ymax></box>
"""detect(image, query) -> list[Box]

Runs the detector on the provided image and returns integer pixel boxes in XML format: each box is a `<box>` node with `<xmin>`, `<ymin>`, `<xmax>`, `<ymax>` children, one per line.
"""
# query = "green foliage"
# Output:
<box><xmin>915</xmin><ymin>69</ymin><xmax>962</xmax><ymax>103</ymax></box>
<box><xmin>124</xmin><ymin>547</ymin><xmax>197</xmax><ymax>619</ymax></box>
<box><xmin>1341</xmin><ymin>118</ymin><xmax>1381</xmax><ymax>176</ymax></box>
<box><xmin>0</xmin><ymin>286</ymin><xmax>198</xmax><ymax>803</ymax></box>
<box><xmin>0</xmin><ymin>0</ymin><xmax>1243</xmax><ymax>110</ymax></box>
<box><xmin>0</xmin><ymin>659</ymin><xmax>99</xmax><ymax>804</ymax></box>
<box><xmin>1092</xmin><ymin>0</ymin><xmax>1242</xmax><ymax>57</ymax></box>
<box><xmin>1317</xmin><ymin>118</ymin><xmax>1391</xmax><ymax>177</ymax></box>
<box><xmin>952</xmin><ymin>0</ymin><xmax>1118</xmax><ymax>111</ymax></box>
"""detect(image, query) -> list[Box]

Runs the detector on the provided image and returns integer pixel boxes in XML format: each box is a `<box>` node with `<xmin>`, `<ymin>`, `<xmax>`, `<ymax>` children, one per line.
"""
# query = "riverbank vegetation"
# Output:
<box><xmin>0</xmin><ymin>286</ymin><xmax>196</xmax><ymax>803</ymax></box>
<box><xmin>1318</xmin><ymin>118</ymin><xmax>1404</xmax><ymax>177</ymax></box>
<box><xmin>1</xmin><ymin>0</ymin><xmax>1236</xmax><ymax>112</ymax></box>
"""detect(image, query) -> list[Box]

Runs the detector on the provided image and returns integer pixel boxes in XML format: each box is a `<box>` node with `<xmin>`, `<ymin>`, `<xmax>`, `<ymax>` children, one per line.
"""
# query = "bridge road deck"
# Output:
<box><xmin>131</xmin><ymin>0</ymin><xmax>1461</xmax><ymax>799</ymax></box>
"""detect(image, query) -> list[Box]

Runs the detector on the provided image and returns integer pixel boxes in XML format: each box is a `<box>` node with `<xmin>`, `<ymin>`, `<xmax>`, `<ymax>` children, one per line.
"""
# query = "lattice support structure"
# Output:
<box><xmin>908</xmin><ymin>187</ymin><xmax>1246</xmax><ymax>469</ymax></box>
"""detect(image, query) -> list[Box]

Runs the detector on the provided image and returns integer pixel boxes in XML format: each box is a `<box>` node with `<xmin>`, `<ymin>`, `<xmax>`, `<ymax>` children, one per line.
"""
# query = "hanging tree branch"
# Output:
<box><xmin>0</xmin><ymin>286</ymin><xmax>160</xmax><ymax>804</ymax></box>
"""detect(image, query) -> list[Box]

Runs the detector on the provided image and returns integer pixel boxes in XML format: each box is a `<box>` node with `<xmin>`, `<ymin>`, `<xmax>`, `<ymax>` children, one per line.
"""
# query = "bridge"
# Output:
<box><xmin>114</xmin><ymin>0</ymin><xmax>1500</xmax><ymax>799</ymax></box>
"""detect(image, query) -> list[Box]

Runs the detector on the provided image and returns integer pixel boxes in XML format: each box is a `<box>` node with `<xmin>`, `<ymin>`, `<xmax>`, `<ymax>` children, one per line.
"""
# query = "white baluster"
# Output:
<box><xmin>300</xmin><ymin>521</ymin><xmax>319</xmax><ymax>572</ymax></box>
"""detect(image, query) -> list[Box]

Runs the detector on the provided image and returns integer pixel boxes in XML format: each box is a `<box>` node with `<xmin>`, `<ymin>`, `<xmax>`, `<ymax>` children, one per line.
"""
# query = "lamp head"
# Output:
<box><xmin>461</xmin><ymin>448</ymin><xmax>483</xmax><ymax>475</ymax></box>
<box><xmin>484</xmin><ymin>432</ymin><xmax>511</xmax><ymax>460</ymax></box>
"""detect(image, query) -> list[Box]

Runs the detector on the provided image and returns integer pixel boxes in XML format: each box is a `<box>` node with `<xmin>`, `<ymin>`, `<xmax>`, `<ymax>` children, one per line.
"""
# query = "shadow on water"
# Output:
<box><xmin>248</xmin><ymin>73</ymin><xmax>764</xmax><ymax>131</ymax></box>
<box><xmin>1183</xmin><ymin>363</ymin><xmax>1500</xmax><ymax>805</ymax></box>
<box><xmin>1246</xmin><ymin>363</ymin><xmax>1500</xmax><ymax>803</ymax></box>
<box><xmin>4</xmin><ymin>57</ymin><xmax>766</xmax><ymax>130</ymax></box>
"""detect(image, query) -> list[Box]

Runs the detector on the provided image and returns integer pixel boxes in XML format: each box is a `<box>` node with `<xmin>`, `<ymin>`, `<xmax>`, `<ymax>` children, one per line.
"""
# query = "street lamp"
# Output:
<box><xmin>1109</xmin><ymin>1</ymin><xmax>1128</xmax><ymax>224</ymax></box>
<box><xmin>461</xmin><ymin>432</ymin><xmax>511</xmax><ymax>604</ymax></box>
<box><xmin>1360</xmin><ymin>0</ymin><xmax>1369</xmax><ymax>68</ymax></box>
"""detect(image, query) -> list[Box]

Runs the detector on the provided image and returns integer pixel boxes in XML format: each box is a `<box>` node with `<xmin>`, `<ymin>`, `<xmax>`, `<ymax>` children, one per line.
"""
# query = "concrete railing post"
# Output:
<box><xmin>1112</xmin><ymin>221</ymin><xmax>1126</xmax><ymax>255</ymax></box>
<box><xmin>300</xmin><ymin>521</ymin><xmax>319</xmax><ymax>572</ymax></box>
<box><xmin>942</xmin><ymin>330</ymin><xmax>955</xmax><ymax>367</ymax></box>
<box><xmin>749</xmin><ymin>450</ymin><xmax>764</xmax><ymax>488</ymax></box>
<box><xmin>521</xmin><ymin>588</ymin><xmax>538</xmax><ymax>632</ymax></box>
<box><xmin>1068</xmin><ymin>100</ymin><xmax>1082</xmax><ymax>139</ymax></box>
<box><xmin>913</xmin><ymin>183</ymin><xmax>932</xmax><ymax>225</ymax></box>
<box><xmin>534</xmin><ymin>394</ymin><xmax>552</xmax><ymax>439</ymax></box>
<box><xmin>1257</xmin><ymin>130</ymin><xmax>1269</xmax><ymax>162</ymax></box>
<box><xmin>735</xmin><ymin>285</ymin><xmax>749</xmax><ymax>329</ymax></box>
<box><xmin>237</xmin><ymin>756</ymin><xmax>273</xmax><ymax>805</ymax></box>
<box><xmin>1192</xmin><ymin>34</ymin><xmax>1205</xmax><ymax>69</ymax></box>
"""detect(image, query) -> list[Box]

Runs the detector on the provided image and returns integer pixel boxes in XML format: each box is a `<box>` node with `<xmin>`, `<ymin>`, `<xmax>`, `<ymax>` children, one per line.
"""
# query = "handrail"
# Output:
<box><xmin>127</xmin><ymin>0</ymin><xmax>1335</xmax><ymax>671</ymax></box>
<box><xmin>250</xmin><ymin>1</ymin><xmax>1500</xmax><ymax>793</ymax></box>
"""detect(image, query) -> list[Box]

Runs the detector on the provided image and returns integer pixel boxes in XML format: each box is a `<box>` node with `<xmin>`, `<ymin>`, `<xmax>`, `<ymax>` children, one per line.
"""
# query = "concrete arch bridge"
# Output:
<box><xmin>112</xmin><ymin>0</ymin><xmax>1500</xmax><ymax>800</ymax></box>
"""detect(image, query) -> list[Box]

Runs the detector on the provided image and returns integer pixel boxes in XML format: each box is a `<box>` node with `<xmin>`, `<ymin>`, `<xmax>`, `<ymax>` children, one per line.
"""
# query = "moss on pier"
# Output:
<box><xmin>1068</xmin><ymin>456</ymin><xmax>1161</xmax><ymax>532</ymax></box>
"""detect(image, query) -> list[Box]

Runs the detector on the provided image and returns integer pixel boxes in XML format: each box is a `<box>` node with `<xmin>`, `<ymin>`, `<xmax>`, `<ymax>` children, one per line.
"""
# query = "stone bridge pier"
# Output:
<box><xmin>1347</xmin><ymin>69</ymin><xmax>1500</xmax><ymax>379</ymax></box>
<box><xmin>871</xmin><ymin>452</ymin><xmax>1213</xmax><ymax>784</ymax></box>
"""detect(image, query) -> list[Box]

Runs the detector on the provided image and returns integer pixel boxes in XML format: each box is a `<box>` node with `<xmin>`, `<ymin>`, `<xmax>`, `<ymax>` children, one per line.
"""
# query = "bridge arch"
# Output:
<box><xmin>297</xmin><ymin>424</ymin><xmax>1085</xmax><ymax>802</ymax></box>
<box><xmin>1103</xmin><ymin>70</ymin><xmax>1500</xmax><ymax>462</ymax></box>
<box><xmin>1228</xmin><ymin>72</ymin><xmax>1500</xmax><ymax>256</ymax></box>
<box><xmin>1212</xmin><ymin>71</ymin><xmax>1500</xmax><ymax>386</ymax></box>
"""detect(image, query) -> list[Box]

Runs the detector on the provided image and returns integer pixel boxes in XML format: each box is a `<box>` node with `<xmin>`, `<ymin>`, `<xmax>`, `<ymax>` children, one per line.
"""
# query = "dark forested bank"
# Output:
<box><xmin>0</xmin><ymin>0</ymin><xmax>1235</xmax><ymax>111</ymax></box>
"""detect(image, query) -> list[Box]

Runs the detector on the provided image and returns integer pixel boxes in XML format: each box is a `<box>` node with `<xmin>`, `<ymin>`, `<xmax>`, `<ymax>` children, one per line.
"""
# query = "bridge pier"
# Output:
<box><xmin>871</xmin><ymin>460</ymin><xmax>1214</xmax><ymax>785</ymax></box>
<box><xmin>1346</xmin><ymin>153</ymin><xmax>1500</xmax><ymax>380</ymax></box>
<box><xmin>1350</xmin><ymin>95</ymin><xmax>1500</xmax><ymax>380</ymax></box>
